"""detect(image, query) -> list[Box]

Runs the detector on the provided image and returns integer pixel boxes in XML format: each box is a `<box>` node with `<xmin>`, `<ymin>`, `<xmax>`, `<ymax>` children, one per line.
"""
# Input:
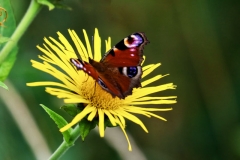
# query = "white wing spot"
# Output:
<box><xmin>78</xmin><ymin>63</ymin><xmax>83</xmax><ymax>68</ymax></box>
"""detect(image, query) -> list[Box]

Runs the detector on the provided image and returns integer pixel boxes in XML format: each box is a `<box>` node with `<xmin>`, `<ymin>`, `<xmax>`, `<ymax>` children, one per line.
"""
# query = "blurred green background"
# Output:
<box><xmin>1</xmin><ymin>0</ymin><xmax>240</xmax><ymax>159</ymax></box>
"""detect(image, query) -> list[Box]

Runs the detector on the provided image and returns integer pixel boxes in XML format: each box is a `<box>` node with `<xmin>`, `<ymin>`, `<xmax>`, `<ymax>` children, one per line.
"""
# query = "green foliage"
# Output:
<box><xmin>0</xmin><ymin>81</ymin><xmax>8</xmax><ymax>90</ymax></box>
<box><xmin>0</xmin><ymin>0</ymin><xmax>17</xmax><ymax>81</ymax></box>
<box><xmin>0</xmin><ymin>36</ymin><xmax>9</xmax><ymax>44</ymax></box>
<box><xmin>0</xmin><ymin>0</ymin><xmax>16</xmax><ymax>39</ymax></box>
<box><xmin>61</xmin><ymin>103</ymin><xmax>98</xmax><ymax>141</ymax></box>
<box><xmin>105</xmin><ymin>119</ymin><xmax>117</xmax><ymax>128</ymax></box>
<box><xmin>1</xmin><ymin>0</ymin><xmax>239</xmax><ymax>159</ymax></box>
<box><xmin>61</xmin><ymin>103</ymin><xmax>117</xmax><ymax>140</ymax></box>
<box><xmin>61</xmin><ymin>104</ymin><xmax>81</xmax><ymax>117</ymax></box>
<box><xmin>0</xmin><ymin>47</ymin><xmax>17</xmax><ymax>81</ymax></box>
<box><xmin>79</xmin><ymin>118</ymin><xmax>98</xmax><ymax>141</ymax></box>
<box><xmin>41</xmin><ymin>104</ymin><xmax>72</xmax><ymax>143</ymax></box>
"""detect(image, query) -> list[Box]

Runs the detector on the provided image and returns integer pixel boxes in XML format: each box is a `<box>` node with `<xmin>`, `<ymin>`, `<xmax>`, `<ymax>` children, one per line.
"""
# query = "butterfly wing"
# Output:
<box><xmin>71</xmin><ymin>58</ymin><xmax>132</xmax><ymax>98</ymax></box>
<box><xmin>70</xmin><ymin>58</ymin><xmax>99</xmax><ymax>80</ymax></box>
<box><xmin>70</xmin><ymin>32</ymin><xmax>149</xmax><ymax>99</ymax></box>
<box><xmin>99</xmin><ymin>32</ymin><xmax>148</xmax><ymax>98</ymax></box>
<box><xmin>100</xmin><ymin>32</ymin><xmax>149</xmax><ymax>67</ymax></box>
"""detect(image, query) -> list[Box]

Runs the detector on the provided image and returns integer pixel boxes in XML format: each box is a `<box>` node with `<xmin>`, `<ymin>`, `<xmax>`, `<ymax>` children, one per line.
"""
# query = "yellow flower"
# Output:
<box><xmin>27</xmin><ymin>28</ymin><xmax>177</xmax><ymax>151</ymax></box>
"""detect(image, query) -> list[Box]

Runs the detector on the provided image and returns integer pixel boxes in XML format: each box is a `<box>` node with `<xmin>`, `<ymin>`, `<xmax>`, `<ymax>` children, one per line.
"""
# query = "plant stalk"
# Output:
<box><xmin>49</xmin><ymin>125</ymin><xmax>80</xmax><ymax>160</ymax></box>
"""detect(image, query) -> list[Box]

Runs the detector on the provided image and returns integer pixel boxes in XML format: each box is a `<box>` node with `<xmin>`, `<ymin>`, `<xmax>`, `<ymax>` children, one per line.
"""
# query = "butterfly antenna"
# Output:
<box><xmin>93</xmin><ymin>81</ymin><xmax>97</xmax><ymax>97</ymax></box>
<box><xmin>83</xmin><ymin>74</ymin><xmax>90</xmax><ymax>83</ymax></box>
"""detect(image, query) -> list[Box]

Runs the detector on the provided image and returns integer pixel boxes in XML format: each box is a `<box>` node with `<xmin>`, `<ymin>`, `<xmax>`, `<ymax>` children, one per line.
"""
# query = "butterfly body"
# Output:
<box><xmin>71</xmin><ymin>32</ymin><xmax>149</xmax><ymax>99</ymax></box>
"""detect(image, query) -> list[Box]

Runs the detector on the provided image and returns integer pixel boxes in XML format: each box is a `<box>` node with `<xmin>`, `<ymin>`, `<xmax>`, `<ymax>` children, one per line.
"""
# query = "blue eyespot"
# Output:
<box><xmin>98</xmin><ymin>78</ymin><xmax>108</xmax><ymax>89</ymax></box>
<box><xmin>127</xmin><ymin>66</ymin><xmax>138</xmax><ymax>78</ymax></box>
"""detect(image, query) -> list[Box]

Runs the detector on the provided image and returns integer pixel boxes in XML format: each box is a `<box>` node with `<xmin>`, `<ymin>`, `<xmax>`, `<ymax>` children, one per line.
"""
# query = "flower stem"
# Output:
<box><xmin>0</xmin><ymin>0</ymin><xmax>42</xmax><ymax>64</ymax></box>
<box><xmin>49</xmin><ymin>125</ymin><xmax>80</xmax><ymax>160</ymax></box>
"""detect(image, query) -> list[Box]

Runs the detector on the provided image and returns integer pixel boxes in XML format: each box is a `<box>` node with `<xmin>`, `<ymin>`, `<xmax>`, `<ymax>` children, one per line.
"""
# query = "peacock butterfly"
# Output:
<box><xmin>70</xmin><ymin>32</ymin><xmax>149</xmax><ymax>99</ymax></box>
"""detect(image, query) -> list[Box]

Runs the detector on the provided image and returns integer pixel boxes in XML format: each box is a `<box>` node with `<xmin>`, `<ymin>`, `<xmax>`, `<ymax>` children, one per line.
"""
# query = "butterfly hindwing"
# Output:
<box><xmin>101</xmin><ymin>32</ymin><xmax>149</xmax><ymax>67</ymax></box>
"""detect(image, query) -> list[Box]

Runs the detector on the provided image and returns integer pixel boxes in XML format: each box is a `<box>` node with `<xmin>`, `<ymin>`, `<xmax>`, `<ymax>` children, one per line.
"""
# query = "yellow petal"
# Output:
<box><xmin>47</xmin><ymin>37</ymin><xmax>78</xmax><ymax>72</ymax></box>
<box><xmin>68</xmin><ymin>30</ymin><xmax>88</xmax><ymax>62</ymax></box>
<box><xmin>98</xmin><ymin>109</ymin><xmax>104</xmax><ymax>137</ymax></box>
<box><xmin>64</xmin><ymin>98</ymin><xmax>89</xmax><ymax>104</ymax></box>
<box><xmin>141</xmin><ymin>74</ymin><xmax>166</xmax><ymax>87</ymax></box>
<box><xmin>122</xmin><ymin>107</ymin><xmax>151</xmax><ymax>117</ymax></box>
<box><xmin>117</xmin><ymin>109</ymin><xmax>148</xmax><ymax>133</ymax></box>
<box><xmin>38</xmin><ymin>55</ymin><xmax>55</xmax><ymax>64</ymax></box>
<box><xmin>141</xmin><ymin>55</ymin><xmax>146</xmax><ymax>65</ymax></box>
<box><xmin>128</xmin><ymin>83</ymin><xmax>176</xmax><ymax>100</ymax></box>
<box><xmin>105</xmin><ymin>37</ymin><xmax>111</xmax><ymax>52</ymax></box>
<box><xmin>128</xmin><ymin>99</ymin><xmax>177</xmax><ymax>105</ymax></box>
<box><xmin>114</xmin><ymin>116</ymin><xmax>132</xmax><ymax>151</ymax></box>
<box><xmin>142</xmin><ymin>64</ymin><xmax>154</xmax><ymax>71</ymax></box>
<box><xmin>117</xmin><ymin>114</ymin><xmax>126</xmax><ymax>128</ymax></box>
<box><xmin>37</xmin><ymin>43</ymin><xmax>77</xmax><ymax>83</ymax></box>
<box><xmin>31</xmin><ymin>62</ymin><xmax>77</xmax><ymax>91</ymax></box>
<box><xmin>134</xmin><ymin>96</ymin><xmax>177</xmax><ymax>101</ymax></box>
<box><xmin>57</xmin><ymin>31</ymin><xmax>75</xmax><ymax>56</ymax></box>
<box><xmin>124</xmin><ymin>105</ymin><xmax>173</xmax><ymax>111</ymax></box>
<box><xmin>145</xmin><ymin>112</ymin><xmax>168</xmax><ymax>121</ymax></box>
<box><xmin>142</xmin><ymin>63</ymin><xmax>161</xmax><ymax>78</ymax></box>
<box><xmin>60</xmin><ymin>105</ymin><xmax>94</xmax><ymax>132</ymax></box>
<box><xmin>87</xmin><ymin>108</ymin><xmax>97</xmax><ymax>121</ymax></box>
<box><xmin>104</xmin><ymin>110</ymin><xmax>117</xmax><ymax>126</ymax></box>
<box><xmin>83</xmin><ymin>29</ymin><xmax>93</xmax><ymax>59</ymax></box>
<box><xmin>26</xmin><ymin>81</ymin><xmax>68</xmax><ymax>89</ymax></box>
<box><xmin>94</xmin><ymin>28</ymin><xmax>102</xmax><ymax>61</ymax></box>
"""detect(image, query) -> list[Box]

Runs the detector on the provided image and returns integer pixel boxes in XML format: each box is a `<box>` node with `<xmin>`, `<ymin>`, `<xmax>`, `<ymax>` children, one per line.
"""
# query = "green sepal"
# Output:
<box><xmin>60</xmin><ymin>104</ymin><xmax>81</xmax><ymax>117</ymax></box>
<box><xmin>41</xmin><ymin>104</ymin><xmax>72</xmax><ymax>143</ymax></box>
<box><xmin>0</xmin><ymin>81</ymin><xmax>8</xmax><ymax>90</ymax></box>
<box><xmin>79</xmin><ymin>118</ymin><xmax>98</xmax><ymax>141</ymax></box>
<box><xmin>104</xmin><ymin>119</ymin><xmax>118</xmax><ymax>128</ymax></box>
<box><xmin>61</xmin><ymin>103</ymin><xmax>96</xmax><ymax>140</ymax></box>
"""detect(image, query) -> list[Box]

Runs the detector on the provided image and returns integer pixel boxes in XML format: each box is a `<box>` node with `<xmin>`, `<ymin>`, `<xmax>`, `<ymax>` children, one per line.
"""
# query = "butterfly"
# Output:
<box><xmin>70</xmin><ymin>32</ymin><xmax>149</xmax><ymax>99</ymax></box>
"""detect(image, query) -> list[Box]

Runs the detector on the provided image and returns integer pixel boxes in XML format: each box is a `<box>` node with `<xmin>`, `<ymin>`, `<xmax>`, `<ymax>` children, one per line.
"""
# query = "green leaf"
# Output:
<box><xmin>0</xmin><ymin>81</ymin><xmax>8</xmax><ymax>90</ymax></box>
<box><xmin>105</xmin><ymin>119</ymin><xmax>117</xmax><ymax>128</ymax></box>
<box><xmin>60</xmin><ymin>104</ymin><xmax>81</xmax><ymax>117</ymax></box>
<box><xmin>79</xmin><ymin>118</ymin><xmax>97</xmax><ymax>141</ymax></box>
<box><xmin>0</xmin><ymin>0</ymin><xmax>16</xmax><ymax>48</ymax></box>
<box><xmin>41</xmin><ymin>104</ymin><xmax>72</xmax><ymax>143</ymax></box>
<box><xmin>0</xmin><ymin>35</ymin><xmax>10</xmax><ymax>44</ymax></box>
<box><xmin>0</xmin><ymin>46</ymin><xmax>17</xmax><ymax>81</ymax></box>
<box><xmin>0</xmin><ymin>0</ymin><xmax>18</xmax><ymax>81</ymax></box>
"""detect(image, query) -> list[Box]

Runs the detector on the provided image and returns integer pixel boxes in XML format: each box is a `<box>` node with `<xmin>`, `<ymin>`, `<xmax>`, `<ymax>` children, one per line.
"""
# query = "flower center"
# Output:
<box><xmin>80</xmin><ymin>76</ymin><xmax>123</xmax><ymax>110</ymax></box>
